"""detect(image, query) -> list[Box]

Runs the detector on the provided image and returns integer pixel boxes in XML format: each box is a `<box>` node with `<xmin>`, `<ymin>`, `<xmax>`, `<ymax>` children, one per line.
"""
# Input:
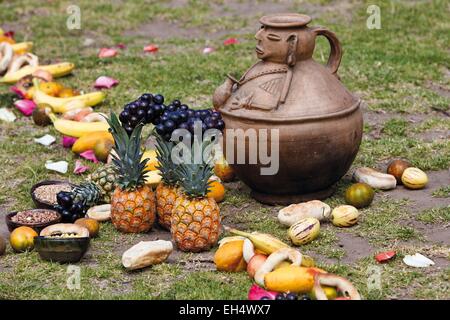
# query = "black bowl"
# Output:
<box><xmin>30</xmin><ymin>180</ymin><xmax>76</xmax><ymax>209</ymax></box>
<box><xmin>6</xmin><ymin>209</ymin><xmax>61</xmax><ymax>233</ymax></box>
<box><xmin>34</xmin><ymin>236</ymin><xmax>90</xmax><ymax>263</ymax></box>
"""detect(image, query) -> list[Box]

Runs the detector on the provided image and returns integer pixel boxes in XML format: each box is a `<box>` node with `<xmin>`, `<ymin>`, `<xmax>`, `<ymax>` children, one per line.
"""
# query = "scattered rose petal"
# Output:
<box><xmin>0</xmin><ymin>108</ymin><xmax>16</xmax><ymax>122</ymax></box>
<box><xmin>45</xmin><ymin>160</ymin><xmax>68</xmax><ymax>174</ymax></box>
<box><xmin>14</xmin><ymin>99</ymin><xmax>37</xmax><ymax>116</ymax></box>
<box><xmin>98</xmin><ymin>47</ymin><xmax>118</xmax><ymax>58</ymax></box>
<box><xmin>10</xmin><ymin>86</ymin><xmax>26</xmax><ymax>98</ymax></box>
<box><xmin>116</xmin><ymin>43</ymin><xmax>126</xmax><ymax>49</ymax></box>
<box><xmin>74</xmin><ymin>160</ymin><xmax>90</xmax><ymax>174</ymax></box>
<box><xmin>202</xmin><ymin>47</ymin><xmax>215</xmax><ymax>54</ymax></box>
<box><xmin>94</xmin><ymin>76</ymin><xmax>119</xmax><ymax>89</ymax></box>
<box><xmin>223</xmin><ymin>37</ymin><xmax>238</xmax><ymax>46</ymax></box>
<box><xmin>34</xmin><ymin>134</ymin><xmax>56</xmax><ymax>146</ymax></box>
<box><xmin>80</xmin><ymin>150</ymin><xmax>99</xmax><ymax>163</ymax></box>
<box><xmin>144</xmin><ymin>44</ymin><xmax>158</xmax><ymax>53</ymax></box>
<box><xmin>375</xmin><ymin>251</ymin><xmax>396</xmax><ymax>263</ymax></box>
<box><xmin>62</xmin><ymin>136</ymin><xmax>77</xmax><ymax>148</ymax></box>
<box><xmin>4</xmin><ymin>31</ymin><xmax>15</xmax><ymax>39</ymax></box>
<box><xmin>248</xmin><ymin>284</ymin><xmax>278</xmax><ymax>300</ymax></box>
<box><xmin>403</xmin><ymin>253</ymin><xmax>435</xmax><ymax>268</ymax></box>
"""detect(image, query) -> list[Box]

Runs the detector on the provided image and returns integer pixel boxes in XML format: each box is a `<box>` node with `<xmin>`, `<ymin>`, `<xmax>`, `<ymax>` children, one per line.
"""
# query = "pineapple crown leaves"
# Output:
<box><xmin>155</xmin><ymin>133</ymin><xmax>178</xmax><ymax>186</ymax></box>
<box><xmin>106</xmin><ymin>112</ymin><xmax>149</xmax><ymax>190</ymax></box>
<box><xmin>174</xmin><ymin>139</ymin><xmax>215</xmax><ymax>198</ymax></box>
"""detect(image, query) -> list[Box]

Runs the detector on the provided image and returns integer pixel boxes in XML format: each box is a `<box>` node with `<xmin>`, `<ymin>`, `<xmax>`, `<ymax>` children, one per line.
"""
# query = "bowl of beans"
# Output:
<box><xmin>30</xmin><ymin>180</ymin><xmax>76</xmax><ymax>209</ymax></box>
<box><xmin>6</xmin><ymin>209</ymin><xmax>61</xmax><ymax>233</ymax></box>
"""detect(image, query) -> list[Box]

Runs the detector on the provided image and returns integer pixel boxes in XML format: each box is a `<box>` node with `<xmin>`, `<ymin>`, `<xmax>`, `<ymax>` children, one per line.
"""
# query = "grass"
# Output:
<box><xmin>0</xmin><ymin>0</ymin><xmax>449</xmax><ymax>300</ymax></box>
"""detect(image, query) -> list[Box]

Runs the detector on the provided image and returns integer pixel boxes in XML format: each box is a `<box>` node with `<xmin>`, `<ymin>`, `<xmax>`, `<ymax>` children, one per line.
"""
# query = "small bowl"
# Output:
<box><xmin>6</xmin><ymin>209</ymin><xmax>62</xmax><ymax>233</ymax></box>
<box><xmin>34</xmin><ymin>236</ymin><xmax>90</xmax><ymax>263</ymax></box>
<box><xmin>30</xmin><ymin>180</ymin><xmax>76</xmax><ymax>209</ymax></box>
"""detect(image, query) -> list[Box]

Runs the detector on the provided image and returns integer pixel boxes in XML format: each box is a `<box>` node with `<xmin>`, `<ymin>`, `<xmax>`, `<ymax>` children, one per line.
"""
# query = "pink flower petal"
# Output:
<box><xmin>248</xmin><ymin>284</ymin><xmax>278</xmax><ymax>300</ymax></box>
<box><xmin>202</xmin><ymin>47</ymin><xmax>215</xmax><ymax>54</ymax></box>
<box><xmin>144</xmin><ymin>44</ymin><xmax>158</xmax><ymax>53</ymax></box>
<box><xmin>74</xmin><ymin>160</ymin><xmax>90</xmax><ymax>174</ymax></box>
<box><xmin>62</xmin><ymin>136</ymin><xmax>77</xmax><ymax>148</ymax></box>
<box><xmin>94</xmin><ymin>76</ymin><xmax>119</xmax><ymax>89</ymax></box>
<box><xmin>14</xmin><ymin>99</ymin><xmax>36</xmax><ymax>116</ymax></box>
<box><xmin>80</xmin><ymin>150</ymin><xmax>99</xmax><ymax>163</ymax></box>
<box><xmin>223</xmin><ymin>37</ymin><xmax>238</xmax><ymax>46</ymax></box>
<box><xmin>116</xmin><ymin>43</ymin><xmax>127</xmax><ymax>49</ymax></box>
<box><xmin>10</xmin><ymin>86</ymin><xmax>26</xmax><ymax>98</ymax></box>
<box><xmin>98</xmin><ymin>47</ymin><xmax>118</xmax><ymax>58</ymax></box>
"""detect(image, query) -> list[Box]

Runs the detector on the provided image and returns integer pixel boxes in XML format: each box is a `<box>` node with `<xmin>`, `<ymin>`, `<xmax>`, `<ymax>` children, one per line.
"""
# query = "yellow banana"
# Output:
<box><xmin>0</xmin><ymin>62</ymin><xmax>75</xmax><ymax>84</ymax></box>
<box><xmin>50</xmin><ymin>113</ymin><xmax>110</xmax><ymax>138</ymax></box>
<box><xmin>11</xmin><ymin>42</ymin><xmax>33</xmax><ymax>54</ymax></box>
<box><xmin>225</xmin><ymin>227</ymin><xmax>315</xmax><ymax>267</ymax></box>
<box><xmin>32</xmin><ymin>79</ymin><xmax>106</xmax><ymax>113</ymax></box>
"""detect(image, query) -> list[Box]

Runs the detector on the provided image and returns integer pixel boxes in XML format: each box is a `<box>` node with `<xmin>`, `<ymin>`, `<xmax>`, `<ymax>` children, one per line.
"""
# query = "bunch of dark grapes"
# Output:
<box><xmin>119</xmin><ymin>93</ymin><xmax>225</xmax><ymax>141</ymax></box>
<box><xmin>274</xmin><ymin>292</ymin><xmax>300</xmax><ymax>300</ymax></box>
<box><xmin>53</xmin><ymin>191</ymin><xmax>87</xmax><ymax>223</ymax></box>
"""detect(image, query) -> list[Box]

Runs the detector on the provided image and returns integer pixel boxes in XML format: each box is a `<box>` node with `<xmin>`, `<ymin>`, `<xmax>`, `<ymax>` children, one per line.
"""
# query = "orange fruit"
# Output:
<box><xmin>39</xmin><ymin>82</ymin><xmax>64</xmax><ymax>96</ymax></box>
<box><xmin>75</xmin><ymin>218</ymin><xmax>100</xmax><ymax>238</ymax></box>
<box><xmin>58</xmin><ymin>88</ymin><xmax>78</xmax><ymax>98</ymax></box>
<box><xmin>207</xmin><ymin>180</ymin><xmax>225</xmax><ymax>203</ymax></box>
<box><xmin>214</xmin><ymin>156</ymin><xmax>235</xmax><ymax>182</ymax></box>
<box><xmin>10</xmin><ymin>226</ymin><xmax>38</xmax><ymax>252</ymax></box>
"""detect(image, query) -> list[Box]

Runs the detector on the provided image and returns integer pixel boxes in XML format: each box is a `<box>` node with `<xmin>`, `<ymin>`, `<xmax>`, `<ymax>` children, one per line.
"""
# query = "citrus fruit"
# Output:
<box><xmin>10</xmin><ymin>226</ymin><xmax>38</xmax><ymax>252</ymax></box>
<box><xmin>344</xmin><ymin>183</ymin><xmax>374</xmax><ymax>208</ymax></box>
<box><xmin>207</xmin><ymin>180</ymin><xmax>225</xmax><ymax>203</ymax></box>
<box><xmin>75</xmin><ymin>218</ymin><xmax>100</xmax><ymax>238</ymax></box>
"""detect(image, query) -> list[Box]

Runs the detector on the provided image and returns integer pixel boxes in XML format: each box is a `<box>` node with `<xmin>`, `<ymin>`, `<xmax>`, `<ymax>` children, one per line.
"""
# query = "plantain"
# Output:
<box><xmin>49</xmin><ymin>113</ymin><xmax>109</xmax><ymax>138</ymax></box>
<box><xmin>32</xmin><ymin>79</ymin><xmax>106</xmax><ymax>113</ymax></box>
<box><xmin>225</xmin><ymin>226</ymin><xmax>315</xmax><ymax>267</ymax></box>
<box><xmin>0</xmin><ymin>62</ymin><xmax>75</xmax><ymax>84</ymax></box>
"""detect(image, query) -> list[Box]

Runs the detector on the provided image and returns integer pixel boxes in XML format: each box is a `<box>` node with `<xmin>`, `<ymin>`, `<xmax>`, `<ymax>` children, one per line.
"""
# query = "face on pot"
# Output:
<box><xmin>255</xmin><ymin>26</ymin><xmax>296</xmax><ymax>63</ymax></box>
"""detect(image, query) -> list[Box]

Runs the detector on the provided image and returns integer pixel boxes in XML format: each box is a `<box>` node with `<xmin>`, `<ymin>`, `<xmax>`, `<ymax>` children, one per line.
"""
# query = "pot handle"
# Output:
<box><xmin>312</xmin><ymin>26</ymin><xmax>342</xmax><ymax>75</ymax></box>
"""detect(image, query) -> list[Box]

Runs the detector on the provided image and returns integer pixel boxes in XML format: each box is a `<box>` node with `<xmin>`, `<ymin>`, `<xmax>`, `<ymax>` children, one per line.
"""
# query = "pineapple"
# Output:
<box><xmin>107</xmin><ymin>113</ymin><xmax>156</xmax><ymax>233</ymax></box>
<box><xmin>155</xmin><ymin>134</ymin><xmax>178</xmax><ymax>230</ymax></box>
<box><xmin>89</xmin><ymin>164</ymin><xmax>117</xmax><ymax>203</ymax></box>
<box><xmin>171</xmin><ymin>141</ymin><xmax>221</xmax><ymax>252</ymax></box>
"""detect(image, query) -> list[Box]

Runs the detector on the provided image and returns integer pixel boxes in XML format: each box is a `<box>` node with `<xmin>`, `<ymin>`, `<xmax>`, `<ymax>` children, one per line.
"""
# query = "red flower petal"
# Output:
<box><xmin>223</xmin><ymin>37</ymin><xmax>238</xmax><ymax>46</ymax></box>
<box><xmin>144</xmin><ymin>44</ymin><xmax>158</xmax><ymax>53</ymax></box>
<box><xmin>94</xmin><ymin>76</ymin><xmax>119</xmax><ymax>89</ymax></box>
<box><xmin>74</xmin><ymin>160</ymin><xmax>90</xmax><ymax>174</ymax></box>
<box><xmin>80</xmin><ymin>150</ymin><xmax>99</xmax><ymax>163</ymax></box>
<box><xmin>14</xmin><ymin>99</ymin><xmax>36</xmax><ymax>116</ymax></box>
<box><xmin>62</xmin><ymin>136</ymin><xmax>77</xmax><ymax>148</ymax></box>
<box><xmin>4</xmin><ymin>31</ymin><xmax>15</xmax><ymax>39</ymax></box>
<box><xmin>98</xmin><ymin>47</ymin><xmax>118</xmax><ymax>58</ymax></box>
<box><xmin>116</xmin><ymin>43</ymin><xmax>127</xmax><ymax>49</ymax></box>
<box><xmin>375</xmin><ymin>251</ymin><xmax>396</xmax><ymax>263</ymax></box>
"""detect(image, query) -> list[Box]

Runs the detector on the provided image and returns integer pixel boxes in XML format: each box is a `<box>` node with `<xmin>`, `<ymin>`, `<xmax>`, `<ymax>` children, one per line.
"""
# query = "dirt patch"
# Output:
<box><xmin>384</xmin><ymin>169</ymin><xmax>450</xmax><ymax>213</ymax></box>
<box><xmin>336</xmin><ymin>232</ymin><xmax>374</xmax><ymax>264</ymax></box>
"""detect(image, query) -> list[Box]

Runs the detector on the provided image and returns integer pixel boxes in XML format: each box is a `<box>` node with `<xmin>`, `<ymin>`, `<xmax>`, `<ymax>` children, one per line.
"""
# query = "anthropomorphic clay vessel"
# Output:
<box><xmin>213</xmin><ymin>13</ymin><xmax>363</xmax><ymax>205</ymax></box>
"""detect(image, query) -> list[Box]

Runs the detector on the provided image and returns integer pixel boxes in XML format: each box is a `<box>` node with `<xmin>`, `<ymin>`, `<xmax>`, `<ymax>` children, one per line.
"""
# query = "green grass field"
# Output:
<box><xmin>0</xmin><ymin>0</ymin><xmax>449</xmax><ymax>300</ymax></box>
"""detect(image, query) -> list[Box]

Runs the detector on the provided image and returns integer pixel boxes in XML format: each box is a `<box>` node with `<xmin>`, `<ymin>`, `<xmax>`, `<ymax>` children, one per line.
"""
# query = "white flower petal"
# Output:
<box><xmin>34</xmin><ymin>134</ymin><xmax>56</xmax><ymax>146</ymax></box>
<box><xmin>0</xmin><ymin>108</ymin><xmax>16</xmax><ymax>122</ymax></box>
<box><xmin>45</xmin><ymin>160</ymin><xmax>68</xmax><ymax>174</ymax></box>
<box><xmin>403</xmin><ymin>253</ymin><xmax>435</xmax><ymax>268</ymax></box>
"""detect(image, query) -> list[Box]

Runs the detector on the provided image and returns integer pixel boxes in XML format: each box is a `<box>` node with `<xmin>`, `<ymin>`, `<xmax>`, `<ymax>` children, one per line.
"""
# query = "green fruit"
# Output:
<box><xmin>32</xmin><ymin>103</ymin><xmax>52</xmax><ymax>126</ymax></box>
<box><xmin>0</xmin><ymin>236</ymin><xmax>6</xmax><ymax>256</ymax></box>
<box><xmin>345</xmin><ymin>183</ymin><xmax>374</xmax><ymax>208</ymax></box>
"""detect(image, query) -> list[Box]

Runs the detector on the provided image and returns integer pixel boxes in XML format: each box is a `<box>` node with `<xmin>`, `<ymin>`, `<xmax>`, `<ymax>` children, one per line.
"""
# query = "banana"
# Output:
<box><xmin>225</xmin><ymin>226</ymin><xmax>315</xmax><ymax>267</ymax></box>
<box><xmin>32</xmin><ymin>79</ymin><xmax>106</xmax><ymax>113</ymax></box>
<box><xmin>50</xmin><ymin>113</ymin><xmax>109</xmax><ymax>138</ymax></box>
<box><xmin>0</xmin><ymin>62</ymin><xmax>75</xmax><ymax>84</ymax></box>
<box><xmin>11</xmin><ymin>42</ymin><xmax>33</xmax><ymax>54</ymax></box>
